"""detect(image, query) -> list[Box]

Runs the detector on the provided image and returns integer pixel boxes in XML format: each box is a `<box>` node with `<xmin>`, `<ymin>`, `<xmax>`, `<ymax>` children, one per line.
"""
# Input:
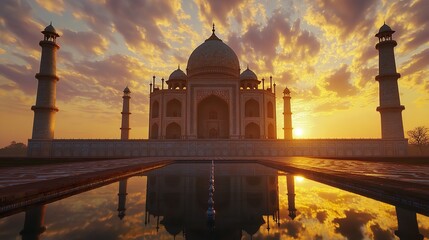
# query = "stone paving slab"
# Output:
<box><xmin>1</xmin><ymin>157</ymin><xmax>427</xmax><ymax>188</ymax></box>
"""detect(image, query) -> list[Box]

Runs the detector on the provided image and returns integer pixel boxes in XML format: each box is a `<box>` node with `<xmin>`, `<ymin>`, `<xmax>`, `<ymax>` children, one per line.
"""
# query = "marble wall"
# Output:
<box><xmin>28</xmin><ymin>139</ymin><xmax>408</xmax><ymax>158</ymax></box>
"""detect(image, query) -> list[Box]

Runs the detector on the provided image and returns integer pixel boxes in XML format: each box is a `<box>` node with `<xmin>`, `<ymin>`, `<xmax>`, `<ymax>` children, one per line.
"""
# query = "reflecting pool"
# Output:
<box><xmin>1</xmin><ymin>163</ymin><xmax>428</xmax><ymax>239</ymax></box>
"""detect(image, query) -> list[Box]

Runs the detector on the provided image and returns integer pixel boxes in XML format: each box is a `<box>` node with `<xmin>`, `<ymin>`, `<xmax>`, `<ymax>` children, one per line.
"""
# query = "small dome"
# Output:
<box><xmin>283</xmin><ymin>87</ymin><xmax>290</xmax><ymax>94</ymax></box>
<box><xmin>376</xmin><ymin>23</ymin><xmax>395</xmax><ymax>38</ymax></box>
<box><xmin>123</xmin><ymin>86</ymin><xmax>130</xmax><ymax>93</ymax></box>
<box><xmin>379</xmin><ymin>23</ymin><xmax>392</xmax><ymax>33</ymax></box>
<box><xmin>42</xmin><ymin>23</ymin><xmax>59</xmax><ymax>37</ymax></box>
<box><xmin>187</xmin><ymin>26</ymin><xmax>240</xmax><ymax>78</ymax></box>
<box><xmin>168</xmin><ymin>66</ymin><xmax>187</xmax><ymax>81</ymax></box>
<box><xmin>240</xmin><ymin>67</ymin><xmax>258</xmax><ymax>80</ymax></box>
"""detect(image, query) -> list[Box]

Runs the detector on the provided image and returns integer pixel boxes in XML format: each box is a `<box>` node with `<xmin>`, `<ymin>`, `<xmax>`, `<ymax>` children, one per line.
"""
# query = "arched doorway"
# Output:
<box><xmin>166</xmin><ymin>99</ymin><xmax>181</xmax><ymax>117</ymax></box>
<box><xmin>267</xmin><ymin>101</ymin><xmax>273</xmax><ymax>118</ymax></box>
<box><xmin>166</xmin><ymin>122</ymin><xmax>181</xmax><ymax>139</ymax></box>
<box><xmin>151</xmin><ymin>123</ymin><xmax>159</xmax><ymax>139</ymax></box>
<box><xmin>152</xmin><ymin>101</ymin><xmax>159</xmax><ymax>118</ymax></box>
<box><xmin>245</xmin><ymin>123</ymin><xmax>260</xmax><ymax>139</ymax></box>
<box><xmin>245</xmin><ymin>99</ymin><xmax>259</xmax><ymax>117</ymax></box>
<box><xmin>197</xmin><ymin>95</ymin><xmax>229</xmax><ymax>139</ymax></box>
<box><xmin>267</xmin><ymin>123</ymin><xmax>275</xmax><ymax>139</ymax></box>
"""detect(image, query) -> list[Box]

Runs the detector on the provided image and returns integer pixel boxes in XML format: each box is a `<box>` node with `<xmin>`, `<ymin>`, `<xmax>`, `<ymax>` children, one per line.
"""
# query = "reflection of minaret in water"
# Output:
<box><xmin>286</xmin><ymin>175</ymin><xmax>297</xmax><ymax>220</ymax></box>
<box><xmin>117</xmin><ymin>179</ymin><xmax>128</xmax><ymax>220</ymax></box>
<box><xmin>20</xmin><ymin>205</ymin><xmax>46</xmax><ymax>240</ymax></box>
<box><xmin>394</xmin><ymin>207</ymin><xmax>423</xmax><ymax>240</ymax></box>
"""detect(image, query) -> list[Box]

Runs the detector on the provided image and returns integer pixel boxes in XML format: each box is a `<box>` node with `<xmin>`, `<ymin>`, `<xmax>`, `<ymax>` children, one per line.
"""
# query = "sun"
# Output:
<box><xmin>295</xmin><ymin>176</ymin><xmax>305</xmax><ymax>183</ymax></box>
<box><xmin>294</xmin><ymin>128</ymin><xmax>304</xmax><ymax>137</ymax></box>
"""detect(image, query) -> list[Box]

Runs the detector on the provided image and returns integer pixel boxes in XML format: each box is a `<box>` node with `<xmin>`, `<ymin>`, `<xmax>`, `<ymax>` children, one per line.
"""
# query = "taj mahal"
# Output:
<box><xmin>27</xmin><ymin>23</ymin><xmax>407</xmax><ymax>158</ymax></box>
<box><xmin>149</xmin><ymin>25</ymin><xmax>281</xmax><ymax>140</ymax></box>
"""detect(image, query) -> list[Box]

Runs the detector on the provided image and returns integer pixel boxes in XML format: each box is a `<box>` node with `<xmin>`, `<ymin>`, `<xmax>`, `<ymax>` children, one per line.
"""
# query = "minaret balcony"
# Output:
<box><xmin>375</xmin><ymin>40</ymin><xmax>397</xmax><ymax>49</ymax></box>
<box><xmin>375</xmin><ymin>73</ymin><xmax>401</xmax><ymax>81</ymax></box>
<box><xmin>376</xmin><ymin>105</ymin><xmax>405</xmax><ymax>112</ymax></box>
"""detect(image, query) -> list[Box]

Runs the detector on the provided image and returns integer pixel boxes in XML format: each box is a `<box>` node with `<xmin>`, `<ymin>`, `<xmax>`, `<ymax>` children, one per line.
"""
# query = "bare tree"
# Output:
<box><xmin>407</xmin><ymin>126</ymin><xmax>429</xmax><ymax>154</ymax></box>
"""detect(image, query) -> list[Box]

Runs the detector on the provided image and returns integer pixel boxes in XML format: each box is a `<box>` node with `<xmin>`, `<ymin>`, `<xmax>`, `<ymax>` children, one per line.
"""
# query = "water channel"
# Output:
<box><xmin>1</xmin><ymin>163</ymin><xmax>428</xmax><ymax>239</ymax></box>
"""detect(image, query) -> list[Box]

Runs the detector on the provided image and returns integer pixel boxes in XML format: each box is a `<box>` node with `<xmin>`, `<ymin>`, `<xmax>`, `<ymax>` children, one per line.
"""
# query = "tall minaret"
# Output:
<box><xmin>20</xmin><ymin>205</ymin><xmax>46</xmax><ymax>240</ymax></box>
<box><xmin>375</xmin><ymin>23</ymin><xmax>405</xmax><ymax>139</ymax></box>
<box><xmin>117</xmin><ymin>179</ymin><xmax>128</xmax><ymax>220</ymax></box>
<box><xmin>283</xmin><ymin>87</ymin><xmax>293</xmax><ymax>140</ymax></box>
<box><xmin>394</xmin><ymin>207</ymin><xmax>423</xmax><ymax>239</ymax></box>
<box><xmin>286</xmin><ymin>175</ymin><xmax>297</xmax><ymax>220</ymax></box>
<box><xmin>120</xmin><ymin>86</ymin><xmax>131</xmax><ymax>140</ymax></box>
<box><xmin>31</xmin><ymin>23</ymin><xmax>60</xmax><ymax>139</ymax></box>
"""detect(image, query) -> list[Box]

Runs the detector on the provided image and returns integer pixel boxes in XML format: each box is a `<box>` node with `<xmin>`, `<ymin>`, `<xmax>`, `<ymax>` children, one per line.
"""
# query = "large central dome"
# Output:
<box><xmin>187</xmin><ymin>28</ymin><xmax>240</xmax><ymax>78</ymax></box>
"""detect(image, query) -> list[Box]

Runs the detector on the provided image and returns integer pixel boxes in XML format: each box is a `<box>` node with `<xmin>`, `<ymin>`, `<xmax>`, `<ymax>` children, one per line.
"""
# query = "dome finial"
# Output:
<box><xmin>178</xmin><ymin>64</ymin><xmax>180</xmax><ymax>70</ymax></box>
<box><xmin>247</xmin><ymin>64</ymin><xmax>249</xmax><ymax>70</ymax></box>
<box><xmin>212</xmin><ymin>23</ymin><xmax>215</xmax><ymax>34</ymax></box>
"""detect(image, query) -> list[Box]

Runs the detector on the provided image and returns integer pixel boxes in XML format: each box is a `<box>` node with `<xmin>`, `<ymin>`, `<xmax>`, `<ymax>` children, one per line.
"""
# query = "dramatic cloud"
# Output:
<box><xmin>104</xmin><ymin>0</ymin><xmax>182</xmax><ymax>52</ymax></box>
<box><xmin>0</xmin><ymin>0</ymin><xmax>43</xmax><ymax>51</ymax></box>
<box><xmin>58</xmin><ymin>54</ymin><xmax>149</xmax><ymax>106</ymax></box>
<box><xmin>35</xmin><ymin>0</ymin><xmax>65</xmax><ymax>13</ymax></box>
<box><xmin>402</xmin><ymin>48</ymin><xmax>429</xmax><ymax>79</ymax></box>
<box><xmin>195</xmin><ymin>0</ymin><xmax>244</xmax><ymax>25</ymax></box>
<box><xmin>230</xmin><ymin>10</ymin><xmax>320</xmax><ymax>72</ymax></box>
<box><xmin>61</xmin><ymin>30</ymin><xmax>109</xmax><ymax>57</ymax></box>
<box><xmin>370</xmin><ymin>223</ymin><xmax>394</xmax><ymax>240</ymax></box>
<box><xmin>305</xmin><ymin>0</ymin><xmax>379</xmax><ymax>41</ymax></box>
<box><xmin>386</xmin><ymin>0</ymin><xmax>429</xmax><ymax>51</ymax></box>
<box><xmin>325</xmin><ymin>64</ymin><xmax>358</xmax><ymax>97</ymax></box>
<box><xmin>0</xmin><ymin>53</ymin><xmax>38</xmax><ymax>94</ymax></box>
<box><xmin>316</xmin><ymin>210</ymin><xmax>328</xmax><ymax>223</ymax></box>
<box><xmin>67</xmin><ymin>0</ymin><xmax>113</xmax><ymax>36</ymax></box>
<box><xmin>283</xmin><ymin>221</ymin><xmax>305</xmax><ymax>238</ymax></box>
<box><xmin>333</xmin><ymin>209</ymin><xmax>374</xmax><ymax>240</ymax></box>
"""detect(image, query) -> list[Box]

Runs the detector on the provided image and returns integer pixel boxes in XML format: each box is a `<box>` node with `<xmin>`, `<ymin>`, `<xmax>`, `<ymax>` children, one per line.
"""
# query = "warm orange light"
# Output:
<box><xmin>294</xmin><ymin>128</ymin><xmax>304</xmax><ymax>137</ymax></box>
<box><xmin>295</xmin><ymin>176</ymin><xmax>305</xmax><ymax>183</ymax></box>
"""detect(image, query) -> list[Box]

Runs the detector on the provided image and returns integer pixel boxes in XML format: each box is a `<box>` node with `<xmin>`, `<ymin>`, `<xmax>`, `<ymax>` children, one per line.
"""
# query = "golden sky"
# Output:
<box><xmin>0</xmin><ymin>0</ymin><xmax>428</xmax><ymax>147</ymax></box>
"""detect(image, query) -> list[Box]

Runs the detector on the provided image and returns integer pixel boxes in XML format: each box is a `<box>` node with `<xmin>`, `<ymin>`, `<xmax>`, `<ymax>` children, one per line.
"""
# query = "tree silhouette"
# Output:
<box><xmin>407</xmin><ymin>126</ymin><xmax>429</xmax><ymax>155</ymax></box>
<box><xmin>0</xmin><ymin>141</ymin><xmax>27</xmax><ymax>156</ymax></box>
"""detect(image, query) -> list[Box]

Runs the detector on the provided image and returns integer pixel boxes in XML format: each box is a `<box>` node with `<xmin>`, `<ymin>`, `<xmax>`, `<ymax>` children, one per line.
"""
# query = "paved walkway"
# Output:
<box><xmin>0</xmin><ymin>158</ymin><xmax>169</xmax><ymax>188</ymax></box>
<box><xmin>279</xmin><ymin>157</ymin><xmax>429</xmax><ymax>185</ymax></box>
<box><xmin>0</xmin><ymin>157</ymin><xmax>427</xmax><ymax>188</ymax></box>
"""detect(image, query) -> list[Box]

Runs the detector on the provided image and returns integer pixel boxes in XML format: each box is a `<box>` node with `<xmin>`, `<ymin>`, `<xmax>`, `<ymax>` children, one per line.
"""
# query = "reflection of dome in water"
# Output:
<box><xmin>243</xmin><ymin>216</ymin><xmax>265</xmax><ymax>236</ymax></box>
<box><xmin>187</xmin><ymin>27</ymin><xmax>240</xmax><ymax>78</ymax></box>
<box><xmin>161</xmin><ymin>217</ymin><xmax>183</xmax><ymax>236</ymax></box>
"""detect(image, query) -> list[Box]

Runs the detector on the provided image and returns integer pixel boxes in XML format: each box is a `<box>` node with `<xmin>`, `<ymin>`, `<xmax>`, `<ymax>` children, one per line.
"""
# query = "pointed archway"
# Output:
<box><xmin>166</xmin><ymin>122</ymin><xmax>181</xmax><ymax>139</ymax></box>
<box><xmin>197</xmin><ymin>95</ymin><xmax>229</xmax><ymax>139</ymax></box>
<box><xmin>245</xmin><ymin>123</ymin><xmax>260</xmax><ymax>139</ymax></box>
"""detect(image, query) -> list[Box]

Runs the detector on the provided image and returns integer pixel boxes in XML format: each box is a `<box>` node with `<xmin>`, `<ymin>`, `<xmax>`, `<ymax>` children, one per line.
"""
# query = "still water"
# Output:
<box><xmin>0</xmin><ymin>163</ymin><xmax>428</xmax><ymax>239</ymax></box>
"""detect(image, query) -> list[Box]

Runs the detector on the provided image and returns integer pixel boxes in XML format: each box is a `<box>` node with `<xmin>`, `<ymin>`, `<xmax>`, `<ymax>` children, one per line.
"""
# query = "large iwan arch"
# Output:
<box><xmin>197</xmin><ymin>95</ymin><xmax>229</xmax><ymax>139</ymax></box>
